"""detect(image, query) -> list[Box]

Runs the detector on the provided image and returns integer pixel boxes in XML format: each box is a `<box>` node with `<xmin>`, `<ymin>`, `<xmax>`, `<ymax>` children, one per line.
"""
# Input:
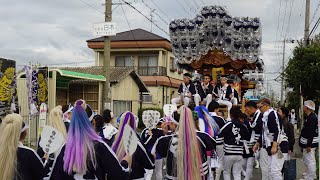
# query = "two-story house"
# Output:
<box><xmin>87</xmin><ymin>28</ymin><xmax>185</xmax><ymax>115</ymax></box>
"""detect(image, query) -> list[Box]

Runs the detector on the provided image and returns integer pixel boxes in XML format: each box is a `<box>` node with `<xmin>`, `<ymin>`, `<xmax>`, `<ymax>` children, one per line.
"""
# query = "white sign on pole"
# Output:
<box><xmin>93</xmin><ymin>22</ymin><xmax>116</xmax><ymax>36</ymax></box>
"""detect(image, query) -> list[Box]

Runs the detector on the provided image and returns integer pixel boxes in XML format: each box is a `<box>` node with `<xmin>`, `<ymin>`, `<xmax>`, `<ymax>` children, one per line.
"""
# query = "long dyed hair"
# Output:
<box><xmin>176</xmin><ymin>106</ymin><xmax>203</xmax><ymax>180</ymax></box>
<box><xmin>0</xmin><ymin>114</ymin><xmax>23</xmax><ymax>180</ymax></box>
<box><xmin>195</xmin><ymin>106</ymin><xmax>220</xmax><ymax>137</ymax></box>
<box><xmin>63</xmin><ymin>99</ymin><xmax>101</xmax><ymax>174</ymax></box>
<box><xmin>112</xmin><ymin>111</ymin><xmax>136</xmax><ymax>160</ymax></box>
<box><xmin>48</xmin><ymin>105</ymin><xmax>67</xmax><ymax>140</ymax></box>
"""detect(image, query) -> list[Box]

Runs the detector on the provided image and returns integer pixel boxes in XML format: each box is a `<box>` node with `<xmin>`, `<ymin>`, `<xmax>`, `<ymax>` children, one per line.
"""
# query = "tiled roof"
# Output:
<box><xmin>87</xmin><ymin>28</ymin><xmax>169</xmax><ymax>42</ymax></box>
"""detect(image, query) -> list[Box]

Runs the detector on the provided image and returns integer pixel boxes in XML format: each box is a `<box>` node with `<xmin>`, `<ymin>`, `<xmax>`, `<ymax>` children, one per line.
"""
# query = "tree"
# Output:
<box><xmin>284</xmin><ymin>35</ymin><xmax>320</xmax><ymax>109</ymax></box>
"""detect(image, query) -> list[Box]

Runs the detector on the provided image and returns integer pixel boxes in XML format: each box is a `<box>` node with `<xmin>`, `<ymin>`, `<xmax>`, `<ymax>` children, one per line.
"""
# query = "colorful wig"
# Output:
<box><xmin>195</xmin><ymin>106</ymin><xmax>220</xmax><ymax>137</ymax></box>
<box><xmin>63</xmin><ymin>99</ymin><xmax>101</xmax><ymax>174</ymax></box>
<box><xmin>176</xmin><ymin>106</ymin><xmax>203</xmax><ymax>180</ymax></box>
<box><xmin>112</xmin><ymin>111</ymin><xmax>136</xmax><ymax>160</ymax></box>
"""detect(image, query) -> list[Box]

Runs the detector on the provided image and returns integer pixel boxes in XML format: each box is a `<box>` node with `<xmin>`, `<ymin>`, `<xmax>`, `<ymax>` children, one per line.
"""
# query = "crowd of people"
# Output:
<box><xmin>0</xmin><ymin>73</ymin><xmax>318</xmax><ymax>180</ymax></box>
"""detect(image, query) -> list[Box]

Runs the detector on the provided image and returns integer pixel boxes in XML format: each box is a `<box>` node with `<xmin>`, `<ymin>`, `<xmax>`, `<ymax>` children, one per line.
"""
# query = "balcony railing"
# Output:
<box><xmin>137</xmin><ymin>66</ymin><xmax>167</xmax><ymax>76</ymax></box>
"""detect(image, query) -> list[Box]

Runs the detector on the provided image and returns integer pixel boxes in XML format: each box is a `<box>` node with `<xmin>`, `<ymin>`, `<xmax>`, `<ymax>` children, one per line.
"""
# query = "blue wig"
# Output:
<box><xmin>195</xmin><ymin>105</ymin><xmax>220</xmax><ymax>137</ymax></box>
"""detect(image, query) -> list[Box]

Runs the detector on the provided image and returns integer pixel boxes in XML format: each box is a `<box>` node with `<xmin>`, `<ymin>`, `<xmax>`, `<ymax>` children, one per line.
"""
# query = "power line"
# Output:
<box><xmin>274</xmin><ymin>0</ymin><xmax>283</xmax><ymax>70</ymax></box>
<box><xmin>190</xmin><ymin>0</ymin><xmax>200</xmax><ymax>10</ymax></box>
<box><xmin>280</xmin><ymin>0</ymin><xmax>289</xmax><ymax>38</ymax></box>
<box><xmin>310</xmin><ymin>0</ymin><xmax>320</xmax><ymax>25</ymax></box>
<box><xmin>77</xmin><ymin>0</ymin><xmax>105</xmax><ymax>15</ymax></box>
<box><xmin>180</xmin><ymin>0</ymin><xmax>198</xmax><ymax>14</ymax></box>
<box><xmin>173</xmin><ymin>0</ymin><xmax>193</xmax><ymax>17</ymax></box>
<box><xmin>284</xmin><ymin>0</ymin><xmax>295</xmax><ymax>39</ymax></box>
<box><xmin>309</xmin><ymin>17</ymin><xmax>320</xmax><ymax>38</ymax></box>
<box><xmin>149</xmin><ymin>0</ymin><xmax>171</xmax><ymax>20</ymax></box>
<box><xmin>141</xmin><ymin>0</ymin><xmax>169</xmax><ymax>25</ymax></box>
<box><xmin>121</xmin><ymin>0</ymin><xmax>169</xmax><ymax>35</ymax></box>
<box><xmin>119</xmin><ymin>1</ymin><xmax>144</xmax><ymax>59</ymax></box>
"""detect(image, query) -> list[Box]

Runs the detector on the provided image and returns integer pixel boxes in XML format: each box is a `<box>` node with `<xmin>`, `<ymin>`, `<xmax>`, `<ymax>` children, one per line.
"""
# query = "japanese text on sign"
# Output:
<box><xmin>93</xmin><ymin>22</ymin><xmax>116</xmax><ymax>36</ymax></box>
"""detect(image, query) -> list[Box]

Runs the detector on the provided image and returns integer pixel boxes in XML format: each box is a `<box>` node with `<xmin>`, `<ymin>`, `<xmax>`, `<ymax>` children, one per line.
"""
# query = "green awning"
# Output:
<box><xmin>50</xmin><ymin>69</ymin><xmax>106</xmax><ymax>88</ymax></box>
<box><xmin>58</xmin><ymin>69</ymin><xmax>106</xmax><ymax>81</ymax></box>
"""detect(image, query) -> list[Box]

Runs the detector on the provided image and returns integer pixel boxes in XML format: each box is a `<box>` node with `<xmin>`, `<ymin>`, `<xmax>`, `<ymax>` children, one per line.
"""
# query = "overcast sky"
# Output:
<box><xmin>1</xmin><ymin>0</ymin><xmax>317</xmax><ymax>98</ymax></box>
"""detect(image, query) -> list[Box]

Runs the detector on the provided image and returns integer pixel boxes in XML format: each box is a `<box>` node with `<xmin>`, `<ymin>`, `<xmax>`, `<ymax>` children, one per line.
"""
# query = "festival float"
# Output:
<box><xmin>169</xmin><ymin>5</ymin><xmax>265</xmax><ymax>109</ymax></box>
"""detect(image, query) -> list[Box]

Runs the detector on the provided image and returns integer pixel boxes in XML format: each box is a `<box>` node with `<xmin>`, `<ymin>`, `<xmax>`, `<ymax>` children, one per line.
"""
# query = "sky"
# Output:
<box><xmin>0</xmin><ymin>0</ymin><xmax>318</xmax><ymax>98</ymax></box>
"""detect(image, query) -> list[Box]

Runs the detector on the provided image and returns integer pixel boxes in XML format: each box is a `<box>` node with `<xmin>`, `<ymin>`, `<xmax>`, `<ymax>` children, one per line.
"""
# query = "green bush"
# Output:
<box><xmin>137</xmin><ymin>107</ymin><xmax>163</xmax><ymax>130</ymax></box>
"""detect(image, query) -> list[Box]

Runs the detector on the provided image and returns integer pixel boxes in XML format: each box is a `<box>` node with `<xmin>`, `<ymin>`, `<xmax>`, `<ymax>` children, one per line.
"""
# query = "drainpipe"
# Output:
<box><xmin>139</xmin><ymin>91</ymin><xmax>143</xmax><ymax>110</ymax></box>
<box><xmin>167</xmin><ymin>76</ymin><xmax>173</xmax><ymax>103</ymax></box>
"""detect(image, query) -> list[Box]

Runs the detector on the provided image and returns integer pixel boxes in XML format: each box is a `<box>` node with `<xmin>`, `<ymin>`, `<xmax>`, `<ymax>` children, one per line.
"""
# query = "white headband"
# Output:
<box><xmin>21</xmin><ymin>124</ymin><xmax>29</xmax><ymax>133</ymax></box>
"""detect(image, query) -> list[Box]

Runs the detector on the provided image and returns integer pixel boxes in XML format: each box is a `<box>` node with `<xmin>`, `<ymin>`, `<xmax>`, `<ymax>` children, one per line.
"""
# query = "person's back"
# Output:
<box><xmin>50</xmin><ymin>140</ymin><xmax>129</xmax><ymax>180</ymax></box>
<box><xmin>50</xmin><ymin>100</ymin><xmax>130</xmax><ymax>180</ymax></box>
<box><xmin>0</xmin><ymin>114</ymin><xmax>44</xmax><ymax>180</ymax></box>
<box><xmin>17</xmin><ymin>143</ymin><xmax>44</xmax><ymax>180</ymax></box>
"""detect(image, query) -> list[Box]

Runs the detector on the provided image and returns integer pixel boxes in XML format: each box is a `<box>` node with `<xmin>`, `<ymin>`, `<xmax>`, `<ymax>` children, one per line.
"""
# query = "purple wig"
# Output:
<box><xmin>112</xmin><ymin>111</ymin><xmax>135</xmax><ymax>159</ymax></box>
<box><xmin>63</xmin><ymin>99</ymin><xmax>101</xmax><ymax>174</ymax></box>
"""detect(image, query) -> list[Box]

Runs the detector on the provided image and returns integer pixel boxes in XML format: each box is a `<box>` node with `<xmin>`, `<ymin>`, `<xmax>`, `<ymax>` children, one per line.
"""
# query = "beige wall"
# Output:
<box><xmin>111</xmin><ymin>75</ymin><xmax>140</xmax><ymax>115</ymax></box>
<box><xmin>142</xmin><ymin>86</ymin><xmax>179</xmax><ymax>109</ymax></box>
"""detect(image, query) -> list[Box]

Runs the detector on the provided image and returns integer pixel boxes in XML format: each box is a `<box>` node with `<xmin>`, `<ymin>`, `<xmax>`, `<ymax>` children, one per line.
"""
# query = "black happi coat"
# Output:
<box><xmin>244</xmin><ymin>110</ymin><xmax>263</xmax><ymax>157</ymax></box>
<box><xmin>219</xmin><ymin>119</ymin><xmax>246</xmax><ymax>156</ymax></box>
<box><xmin>258</xmin><ymin>110</ymin><xmax>289</xmax><ymax>155</ymax></box>
<box><xmin>178</xmin><ymin>82</ymin><xmax>197</xmax><ymax>96</ymax></box>
<box><xmin>49</xmin><ymin>140</ymin><xmax>130</xmax><ymax>180</ymax></box>
<box><xmin>130</xmin><ymin>141</ymin><xmax>155</xmax><ymax>179</ymax></box>
<box><xmin>209</xmin><ymin>112</ymin><xmax>226</xmax><ymax>146</ymax></box>
<box><xmin>16</xmin><ymin>143</ymin><xmax>45</xmax><ymax>180</ymax></box>
<box><xmin>214</xmin><ymin>84</ymin><xmax>233</xmax><ymax>100</ymax></box>
<box><xmin>299</xmin><ymin>112</ymin><xmax>319</xmax><ymax>148</ymax></box>
<box><xmin>140</xmin><ymin>128</ymin><xmax>164</xmax><ymax>151</ymax></box>
<box><xmin>153</xmin><ymin>132</ymin><xmax>215</xmax><ymax>179</ymax></box>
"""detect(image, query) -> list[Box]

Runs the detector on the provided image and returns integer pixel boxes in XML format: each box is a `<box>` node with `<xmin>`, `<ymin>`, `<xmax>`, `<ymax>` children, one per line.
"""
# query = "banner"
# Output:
<box><xmin>37</xmin><ymin>67</ymin><xmax>48</xmax><ymax>106</ymax></box>
<box><xmin>0</xmin><ymin>58</ymin><xmax>16</xmax><ymax>117</ymax></box>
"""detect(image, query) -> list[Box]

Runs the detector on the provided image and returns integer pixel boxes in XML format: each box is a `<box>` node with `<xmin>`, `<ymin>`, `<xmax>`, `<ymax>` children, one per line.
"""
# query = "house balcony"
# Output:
<box><xmin>137</xmin><ymin>66</ymin><xmax>167</xmax><ymax>76</ymax></box>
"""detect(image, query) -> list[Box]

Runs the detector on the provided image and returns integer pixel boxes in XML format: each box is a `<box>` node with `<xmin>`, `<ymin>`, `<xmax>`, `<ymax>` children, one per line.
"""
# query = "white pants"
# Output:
<box><xmin>231</xmin><ymin>97</ymin><xmax>238</xmax><ymax>105</ymax></box>
<box><xmin>215</xmin><ymin>145</ymin><xmax>224</xmax><ymax>180</ymax></box>
<box><xmin>242</xmin><ymin>157</ymin><xmax>255</xmax><ymax>180</ymax></box>
<box><xmin>194</xmin><ymin>94</ymin><xmax>213</xmax><ymax>108</ymax></box>
<box><xmin>223</xmin><ymin>155</ymin><xmax>243</xmax><ymax>180</ymax></box>
<box><xmin>217</xmin><ymin>100</ymin><xmax>232</xmax><ymax>120</ymax></box>
<box><xmin>303</xmin><ymin>148</ymin><xmax>316</xmax><ymax>180</ymax></box>
<box><xmin>207</xmin><ymin>156</ymin><xmax>214</xmax><ymax>180</ymax></box>
<box><xmin>171</xmin><ymin>96</ymin><xmax>192</xmax><ymax>106</ymax></box>
<box><xmin>144</xmin><ymin>159</ymin><xmax>163</xmax><ymax>180</ymax></box>
<box><xmin>259</xmin><ymin>148</ymin><xmax>270</xmax><ymax>180</ymax></box>
<box><xmin>268</xmin><ymin>153</ymin><xmax>286</xmax><ymax>180</ymax></box>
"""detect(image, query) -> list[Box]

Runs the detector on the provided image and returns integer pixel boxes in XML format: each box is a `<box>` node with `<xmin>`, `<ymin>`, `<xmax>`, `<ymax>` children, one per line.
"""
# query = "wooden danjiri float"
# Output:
<box><xmin>169</xmin><ymin>5</ymin><xmax>265</xmax><ymax>114</ymax></box>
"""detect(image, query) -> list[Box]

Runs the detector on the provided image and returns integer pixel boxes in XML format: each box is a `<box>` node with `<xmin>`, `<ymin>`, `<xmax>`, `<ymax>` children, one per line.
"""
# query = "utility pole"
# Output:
<box><xmin>304</xmin><ymin>0</ymin><xmax>310</xmax><ymax>45</ymax></box>
<box><xmin>150</xmin><ymin>9</ymin><xmax>155</xmax><ymax>32</ymax></box>
<box><xmin>103</xmin><ymin>0</ymin><xmax>112</xmax><ymax>110</ymax></box>
<box><xmin>280</xmin><ymin>39</ymin><xmax>285</xmax><ymax>105</ymax></box>
<box><xmin>299</xmin><ymin>0</ymin><xmax>310</xmax><ymax>127</ymax></box>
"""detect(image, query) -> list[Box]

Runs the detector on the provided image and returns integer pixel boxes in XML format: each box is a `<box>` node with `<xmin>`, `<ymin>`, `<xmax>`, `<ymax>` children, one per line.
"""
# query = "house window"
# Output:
<box><xmin>115</xmin><ymin>56</ymin><xmax>134</xmax><ymax>67</ymax></box>
<box><xmin>138</xmin><ymin>56</ymin><xmax>158</xmax><ymax>76</ymax></box>
<box><xmin>141</xmin><ymin>94</ymin><xmax>152</xmax><ymax>103</ymax></box>
<box><xmin>113</xmin><ymin>101</ymin><xmax>132</xmax><ymax>117</ymax></box>
<box><xmin>170</xmin><ymin>57</ymin><xmax>177</xmax><ymax>72</ymax></box>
